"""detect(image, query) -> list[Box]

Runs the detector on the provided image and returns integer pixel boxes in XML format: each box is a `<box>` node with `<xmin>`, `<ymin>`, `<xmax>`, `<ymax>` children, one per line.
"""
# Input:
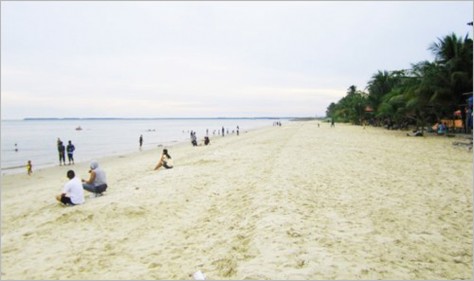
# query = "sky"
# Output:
<box><xmin>1</xmin><ymin>1</ymin><xmax>472</xmax><ymax>119</ymax></box>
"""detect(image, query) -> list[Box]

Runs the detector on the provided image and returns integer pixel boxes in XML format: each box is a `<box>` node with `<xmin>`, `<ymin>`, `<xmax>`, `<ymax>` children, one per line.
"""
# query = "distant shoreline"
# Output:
<box><xmin>21</xmin><ymin>117</ymin><xmax>291</xmax><ymax>121</ymax></box>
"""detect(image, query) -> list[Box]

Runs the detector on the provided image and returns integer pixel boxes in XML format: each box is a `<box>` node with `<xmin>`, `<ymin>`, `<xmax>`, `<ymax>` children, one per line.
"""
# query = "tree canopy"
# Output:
<box><xmin>326</xmin><ymin>33</ymin><xmax>473</xmax><ymax>132</ymax></box>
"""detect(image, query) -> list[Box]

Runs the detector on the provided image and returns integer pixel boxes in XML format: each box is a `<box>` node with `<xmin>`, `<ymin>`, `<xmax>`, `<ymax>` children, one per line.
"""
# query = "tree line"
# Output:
<box><xmin>326</xmin><ymin>33</ymin><xmax>473</xmax><ymax>133</ymax></box>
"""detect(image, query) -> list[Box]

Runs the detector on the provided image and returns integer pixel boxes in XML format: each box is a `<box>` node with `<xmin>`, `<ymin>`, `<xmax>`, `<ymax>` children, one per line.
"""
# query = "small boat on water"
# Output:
<box><xmin>75</xmin><ymin>126</ymin><xmax>83</xmax><ymax>131</ymax></box>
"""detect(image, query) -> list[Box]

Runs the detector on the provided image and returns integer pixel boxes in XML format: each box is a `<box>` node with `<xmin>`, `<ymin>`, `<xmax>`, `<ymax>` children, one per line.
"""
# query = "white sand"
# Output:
<box><xmin>1</xmin><ymin>121</ymin><xmax>472</xmax><ymax>280</ymax></box>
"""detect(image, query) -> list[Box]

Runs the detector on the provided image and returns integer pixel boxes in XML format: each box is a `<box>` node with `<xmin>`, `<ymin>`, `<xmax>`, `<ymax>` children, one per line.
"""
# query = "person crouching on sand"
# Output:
<box><xmin>154</xmin><ymin>148</ymin><xmax>173</xmax><ymax>170</ymax></box>
<box><xmin>82</xmin><ymin>161</ymin><xmax>108</xmax><ymax>197</ymax></box>
<box><xmin>56</xmin><ymin>170</ymin><xmax>84</xmax><ymax>206</ymax></box>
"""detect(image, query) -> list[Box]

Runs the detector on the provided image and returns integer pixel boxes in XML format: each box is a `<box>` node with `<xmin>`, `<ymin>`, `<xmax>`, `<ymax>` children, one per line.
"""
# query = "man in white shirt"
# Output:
<box><xmin>56</xmin><ymin>170</ymin><xmax>84</xmax><ymax>206</ymax></box>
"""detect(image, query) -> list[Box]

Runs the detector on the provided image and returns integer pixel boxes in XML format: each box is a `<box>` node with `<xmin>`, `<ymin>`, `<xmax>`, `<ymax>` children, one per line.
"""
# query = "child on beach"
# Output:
<box><xmin>26</xmin><ymin>160</ymin><xmax>32</xmax><ymax>175</ymax></box>
<box><xmin>154</xmin><ymin>149</ymin><xmax>173</xmax><ymax>170</ymax></box>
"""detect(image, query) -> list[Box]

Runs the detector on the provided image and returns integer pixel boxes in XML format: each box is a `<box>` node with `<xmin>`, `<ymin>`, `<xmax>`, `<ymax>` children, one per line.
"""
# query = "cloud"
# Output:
<box><xmin>1</xmin><ymin>1</ymin><xmax>472</xmax><ymax>119</ymax></box>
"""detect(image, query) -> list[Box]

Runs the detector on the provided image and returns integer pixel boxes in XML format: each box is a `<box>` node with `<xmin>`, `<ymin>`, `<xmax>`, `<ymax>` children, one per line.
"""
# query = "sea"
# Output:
<box><xmin>1</xmin><ymin>118</ymin><xmax>286</xmax><ymax>175</ymax></box>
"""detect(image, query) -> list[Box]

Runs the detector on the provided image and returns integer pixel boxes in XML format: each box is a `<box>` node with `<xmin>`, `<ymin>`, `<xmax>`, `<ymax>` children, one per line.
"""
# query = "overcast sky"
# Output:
<box><xmin>1</xmin><ymin>1</ymin><xmax>472</xmax><ymax>119</ymax></box>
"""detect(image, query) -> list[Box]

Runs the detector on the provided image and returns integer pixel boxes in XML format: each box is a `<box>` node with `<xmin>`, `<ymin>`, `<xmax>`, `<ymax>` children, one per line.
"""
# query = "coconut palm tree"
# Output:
<box><xmin>367</xmin><ymin>71</ymin><xmax>394</xmax><ymax>110</ymax></box>
<box><xmin>429</xmin><ymin>33</ymin><xmax>473</xmax><ymax>113</ymax></box>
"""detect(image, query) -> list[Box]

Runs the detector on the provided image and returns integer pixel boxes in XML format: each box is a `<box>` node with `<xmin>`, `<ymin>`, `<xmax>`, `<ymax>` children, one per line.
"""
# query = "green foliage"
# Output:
<box><xmin>326</xmin><ymin>32</ymin><xmax>473</xmax><ymax>130</ymax></box>
<box><xmin>328</xmin><ymin>85</ymin><xmax>369</xmax><ymax>125</ymax></box>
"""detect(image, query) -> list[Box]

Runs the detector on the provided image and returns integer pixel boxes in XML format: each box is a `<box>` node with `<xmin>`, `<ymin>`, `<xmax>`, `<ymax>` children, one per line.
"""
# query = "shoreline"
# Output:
<box><xmin>0</xmin><ymin>138</ymin><xmax>189</xmax><ymax>176</ymax></box>
<box><xmin>1</xmin><ymin>119</ymin><xmax>276</xmax><ymax>176</ymax></box>
<box><xmin>0</xmin><ymin>127</ymin><xmax>255</xmax><ymax>176</ymax></box>
<box><xmin>1</xmin><ymin>121</ymin><xmax>472</xmax><ymax>279</ymax></box>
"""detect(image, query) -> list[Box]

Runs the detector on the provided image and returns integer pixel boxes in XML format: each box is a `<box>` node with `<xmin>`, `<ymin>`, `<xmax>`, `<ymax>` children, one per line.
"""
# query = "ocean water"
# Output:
<box><xmin>1</xmin><ymin>118</ymin><xmax>283</xmax><ymax>175</ymax></box>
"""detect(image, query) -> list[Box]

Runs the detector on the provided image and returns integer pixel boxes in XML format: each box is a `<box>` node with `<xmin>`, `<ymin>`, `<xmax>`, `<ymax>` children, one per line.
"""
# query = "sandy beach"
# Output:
<box><xmin>1</xmin><ymin>121</ymin><xmax>472</xmax><ymax>280</ymax></box>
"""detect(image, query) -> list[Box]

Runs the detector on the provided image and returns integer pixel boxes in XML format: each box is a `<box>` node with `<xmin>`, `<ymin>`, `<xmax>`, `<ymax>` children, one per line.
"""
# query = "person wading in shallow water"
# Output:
<box><xmin>67</xmin><ymin>140</ymin><xmax>75</xmax><ymax>165</ymax></box>
<box><xmin>58</xmin><ymin>141</ymin><xmax>66</xmax><ymax>166</ymax></box>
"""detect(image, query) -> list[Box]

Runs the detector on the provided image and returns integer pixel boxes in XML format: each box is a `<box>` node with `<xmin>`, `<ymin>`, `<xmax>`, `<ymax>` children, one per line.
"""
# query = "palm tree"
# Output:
<box><xmin>326</xmin><ymin>33</ymin><xmax>472</xmax><ymax>133</ymax></box>
<box><xmin>429</xmin><ymin>33</ymin><xmax>473</xmax><ymax>113</ymax></box>
<box><xmin>330</xmin><ymin>86</ymin><xmax>368</xmax><ymax>125</ymax></box>
<box><xmin>367</xmin><ymin>70</ymin><xmax>394</xmax><ymax>111</ymax></box>
<box><xmin>367</xmin><ymin>70</ymin><xmax>407</xmax><ymax>122</ymax></box>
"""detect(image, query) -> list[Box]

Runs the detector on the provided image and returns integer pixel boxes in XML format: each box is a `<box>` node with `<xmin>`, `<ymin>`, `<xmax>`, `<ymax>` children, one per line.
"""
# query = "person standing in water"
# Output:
<box><xmin>67</xmin><ymin>140</ymin><xmax>75</xmax><ymax>165</ymax></box>
<box><xmin>58</xmin><ymin>141</ymin><xmax>66</xmax><ymax>166</ymax></box>
<box><xmin>139</xmin><ymin>135</ymin><xmax>143</xmax><ymax>150</ymax></box>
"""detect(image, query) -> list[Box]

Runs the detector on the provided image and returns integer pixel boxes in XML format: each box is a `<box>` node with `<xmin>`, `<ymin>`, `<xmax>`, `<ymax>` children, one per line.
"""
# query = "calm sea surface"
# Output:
<box><xmin>1</xmin><ymin>118</ymin><xmax>284</xmax><ymax>175</ymax></box>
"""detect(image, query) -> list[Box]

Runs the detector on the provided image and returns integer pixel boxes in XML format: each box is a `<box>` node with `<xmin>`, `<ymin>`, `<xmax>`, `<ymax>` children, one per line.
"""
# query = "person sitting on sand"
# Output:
<box><xmin>437</xmin><ymin>122</ymin><xmax>447</xmax><ymax>135</ymax></box>
<box><xmin>56</xmin><ymin>170</ymin><xmax>84</xmax><ymax>206</ymax></box>
<box><xmin>154</xmin><ymin>148</ymin><xmax>173</xmax><ymax>170</ymax></box>
<box><xmin>82</xmin><ymin>161</ymin><xmax>108</xmax><ymax>197</ymax></box>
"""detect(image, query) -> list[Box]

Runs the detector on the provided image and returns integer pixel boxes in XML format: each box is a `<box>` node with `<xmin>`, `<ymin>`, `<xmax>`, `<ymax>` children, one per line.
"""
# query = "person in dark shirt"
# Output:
<box><xmin>67</xmin><ymin>140</ymin><xmax>75</xmax><ymax>165</ymax></box>
<box><xmin>58</xmin><ymin>141</ymin><xmax>66</xmax><ymax>166</ymax></box>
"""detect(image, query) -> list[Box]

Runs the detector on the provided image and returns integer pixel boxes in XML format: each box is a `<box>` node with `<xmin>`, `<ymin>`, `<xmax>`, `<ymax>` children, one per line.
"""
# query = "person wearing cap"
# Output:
<box><xmin>82</xmin><ymin>161</ymin><xmax>108</xmax><ymax>197</ymax></box>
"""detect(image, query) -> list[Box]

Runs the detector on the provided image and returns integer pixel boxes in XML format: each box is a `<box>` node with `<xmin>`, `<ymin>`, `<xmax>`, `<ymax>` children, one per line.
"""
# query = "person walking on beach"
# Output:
<box><xmin>58</xmin><ymin>141</ymin><xmax>66</xmax><ymax>166</ymax></box>
<box><xmin>222</xmin><ymin>126</ymin><xmax>225</xmax><ymax>136</ymax></box>
<box><xmin>154</xmin><ymin>148</ymin><xmax>173</xmax><ymax>171</ymax></box>
<box><xmin>139</xmin><ymin>135</ymin><xmax>143</xmax><ymax>150</ymax></box>
<box><xmin>82</xmin><ymin>161</ymin><xmax>108</xmax><ymax>197</ymax></box>
<box><xmin>56</xmin><ymin>170</ymin><xmax>84</xmax><ymax>206</ymax></box>
<box><xmin>26</xmin><ymin>160</ymin><xmax>32</xmax><ymax>176</ymax></box>
<box><xmin>66</xmin><ymin>140</ymin><xmax>75</xmax><ymax>165</ymax></box>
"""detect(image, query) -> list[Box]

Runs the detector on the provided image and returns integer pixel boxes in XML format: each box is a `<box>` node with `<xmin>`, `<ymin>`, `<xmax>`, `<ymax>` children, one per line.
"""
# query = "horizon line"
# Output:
<box><xmin>2</xmin><ymin>116</ymin><xmax>326</xmax><ymax>121</ymax></box>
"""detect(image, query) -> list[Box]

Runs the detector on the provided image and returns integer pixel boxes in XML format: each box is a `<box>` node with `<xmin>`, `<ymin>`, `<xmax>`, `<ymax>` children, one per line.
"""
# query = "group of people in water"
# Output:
<box><xmin>57</xmin><ymin>138</ymin><xmax>76</xmax><ymax>166</ymax></box>
<box><xmin>22</xmin><ymin>138</ymin><xmax>75</xmax><ymax>176</ymax></box>
<box><xmin>188</xmin><ymin>126</ymin><xmax>241</xmax><ymax>147</ymax></box>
